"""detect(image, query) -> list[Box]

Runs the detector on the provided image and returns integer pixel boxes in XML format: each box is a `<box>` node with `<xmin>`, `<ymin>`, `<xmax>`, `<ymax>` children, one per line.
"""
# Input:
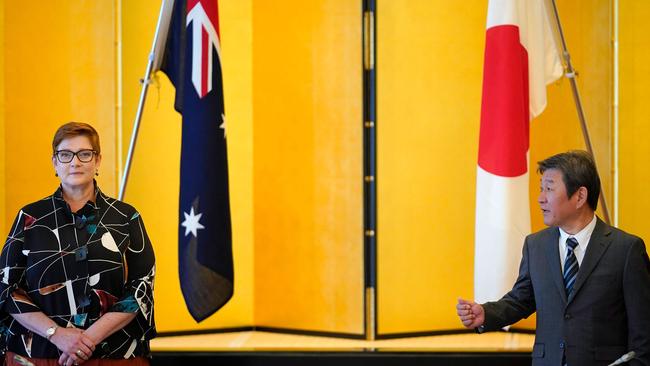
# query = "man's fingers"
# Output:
<box><xmin>458</xmin><ymin>298</ymin><xmax>481</xmax><ymax>329</ymax></box>
<box><xmin>459</xmin><ymin>314</ymin><xmax>475</xmax><ymax>321</ymax></box>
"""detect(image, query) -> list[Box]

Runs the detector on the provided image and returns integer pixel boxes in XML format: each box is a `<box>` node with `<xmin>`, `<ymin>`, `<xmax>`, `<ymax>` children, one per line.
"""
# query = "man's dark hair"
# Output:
<box><xmin>537</xmin><ymin>150</ymin><xmax>600</xmax><ymax>211</ymax></box>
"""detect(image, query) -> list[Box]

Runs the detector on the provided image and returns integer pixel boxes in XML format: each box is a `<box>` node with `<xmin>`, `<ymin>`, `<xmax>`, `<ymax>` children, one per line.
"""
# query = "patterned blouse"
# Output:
<box><xmin>0</xmin><ymin>185</ymin><xmax>156</xmax><ymax>359</ymax></box>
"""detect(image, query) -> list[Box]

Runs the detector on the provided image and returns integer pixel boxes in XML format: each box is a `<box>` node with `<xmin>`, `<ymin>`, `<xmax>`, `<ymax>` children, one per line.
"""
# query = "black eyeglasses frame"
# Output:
<box><xmin>54</xmin><ymin>149</ymin><xmax>97</xmax><ymax>163</ymax></box>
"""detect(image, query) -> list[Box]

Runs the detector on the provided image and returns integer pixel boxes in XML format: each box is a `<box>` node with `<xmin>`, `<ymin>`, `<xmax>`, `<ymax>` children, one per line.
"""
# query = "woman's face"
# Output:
<box><xmin>52</xmin><ymin>135</ymin><xmax>101</xmax><ymax>190</ymax></box>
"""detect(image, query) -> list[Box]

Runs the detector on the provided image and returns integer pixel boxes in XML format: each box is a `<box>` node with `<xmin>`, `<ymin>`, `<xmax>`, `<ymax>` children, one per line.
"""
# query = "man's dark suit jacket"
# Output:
<box><xmin>481</xmin><ymin>218</ymin><xmax>650</xmax><ymax>366</ymax></box>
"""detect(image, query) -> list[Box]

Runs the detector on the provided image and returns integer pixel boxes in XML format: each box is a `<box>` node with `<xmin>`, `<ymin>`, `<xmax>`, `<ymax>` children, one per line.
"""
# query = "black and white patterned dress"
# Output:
<box><xmin>0</xmin><ymin>184</ymin><xmax>156</xmax><ymax>359</ymax></box>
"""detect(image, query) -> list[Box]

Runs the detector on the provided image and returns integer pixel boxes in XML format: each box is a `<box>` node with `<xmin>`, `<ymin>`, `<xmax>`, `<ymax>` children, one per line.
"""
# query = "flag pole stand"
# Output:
<box><xmin>119</xmin><ymin>0</ymin><xmax>174</xmax><ymax>200</ymax></box>
<box><xmin>548</xmin><ymin>0</ymin><xmax>611</xmax><ymax>224</ymax></box>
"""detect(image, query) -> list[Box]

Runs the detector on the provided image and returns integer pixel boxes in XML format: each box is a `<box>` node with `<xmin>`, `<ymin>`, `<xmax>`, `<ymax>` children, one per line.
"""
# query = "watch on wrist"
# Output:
<box><xmin>45</xmin><ymin>325</ymin><xmax>58</xmax><ymax>341</ymax></box>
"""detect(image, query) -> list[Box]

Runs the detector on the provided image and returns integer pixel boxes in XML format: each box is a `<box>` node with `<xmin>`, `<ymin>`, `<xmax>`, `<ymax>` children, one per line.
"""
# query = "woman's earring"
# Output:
<box><xmin>55</xmin><ymin>172</ymin><xmax>58</xmax><ymax>177</ymax></box>
<box><xmin>95</xmin><ymin>170</ymin><xmax>99</xmax><ymax>176</ymax></box>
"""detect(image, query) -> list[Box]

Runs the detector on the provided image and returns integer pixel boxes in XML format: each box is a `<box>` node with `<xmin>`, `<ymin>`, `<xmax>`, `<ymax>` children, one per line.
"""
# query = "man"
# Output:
<box><xmin>457</xmin><ymin>151</ymin><xmax>650</xmax><ymax>366</ymax></box>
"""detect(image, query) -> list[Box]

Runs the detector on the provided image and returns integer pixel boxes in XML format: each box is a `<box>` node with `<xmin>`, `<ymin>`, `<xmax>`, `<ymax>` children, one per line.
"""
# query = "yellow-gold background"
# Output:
<box><xmin>0</xmin><ymin>0</ymin><xmax>647</xmax><ymax>336</ymax></box>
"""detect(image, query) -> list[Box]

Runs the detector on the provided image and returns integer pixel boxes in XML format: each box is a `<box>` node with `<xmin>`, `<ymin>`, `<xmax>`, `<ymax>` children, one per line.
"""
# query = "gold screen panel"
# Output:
<box><xmin>4</xmin><ymin>2</ymin><xmax>116</xmax><ymax>228</ymax></box>
<box><xmin>617</xmin><ymin>1</ymin><xmax>650</xmax><ymax>242</ymax></box>
<box><xmin>376</xmin><ymin>0</ymin><xmax>487</xmax><ymax>334</ymax></box>
<box><xmin>253</xmin><ymin>0</ymin><xmax>364</xmax><ymax>334</ymax></box>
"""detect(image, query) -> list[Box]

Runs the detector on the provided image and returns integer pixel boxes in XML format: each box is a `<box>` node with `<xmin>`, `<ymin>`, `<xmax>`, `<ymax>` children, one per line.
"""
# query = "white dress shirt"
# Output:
<box><xmin>558</xmin><ymin>215</ymin><xmax>597</xmax><ymax>271</ymax></box>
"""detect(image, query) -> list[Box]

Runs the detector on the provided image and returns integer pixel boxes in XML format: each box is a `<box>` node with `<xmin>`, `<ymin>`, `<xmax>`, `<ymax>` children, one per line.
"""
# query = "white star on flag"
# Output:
<box><xmin>181</xmin><ymin>207</ymin><xmax>205</xmax><ymax>237</ymax></box>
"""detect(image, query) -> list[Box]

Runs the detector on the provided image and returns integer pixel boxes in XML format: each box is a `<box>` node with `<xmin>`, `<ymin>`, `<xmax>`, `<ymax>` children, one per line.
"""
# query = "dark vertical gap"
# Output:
<box><xmin>362</xmin><ymin>0</ymin><xmax>377</xmax><ymax>341</ymax></box>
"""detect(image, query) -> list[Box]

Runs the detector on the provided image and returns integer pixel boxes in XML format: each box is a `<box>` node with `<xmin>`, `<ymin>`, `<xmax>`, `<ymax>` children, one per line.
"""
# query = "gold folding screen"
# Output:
<box><xmin>252</xmin><ymin>0</ymin><xmax>364</xmax><ymax>334</ymax></box>
<box><xmin>0</xmin><ymin>5</ymin><xmax>5</xmax><ymax>238</ymax></box>
<box><xmin>3</xmin><ymin>1</ymin><xmax>117</xmax><ymax>234</ymax></box>
<box><xmin>122</xmin><ymin>0</ymin><xmax>365</xmax><ymax>335</ymax></box>
<box><xmin>376</xmin><ymin>0</ymin><xmax>613</xmax><ymax>335</ymax></box>
<box><xmin>375</xmin><ymin>1</ymin><xmax>486</xmax><ymax>335</ymax></box>
<box><xmin>1</xmin><ymin>0</ymin><xmax>628</xmax><ymax>338</ymax></box>
<box><xmin>619</xmin><ymin>1</ymin><xmax>650</xmax><ymax>242</ymax></box>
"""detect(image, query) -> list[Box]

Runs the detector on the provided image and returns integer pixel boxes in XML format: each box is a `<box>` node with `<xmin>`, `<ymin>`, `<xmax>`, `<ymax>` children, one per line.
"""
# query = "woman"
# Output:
<box><xmin>0</xmin><ymin>122</ymin><xmax>155</xmax><ymax>366</ymax></box>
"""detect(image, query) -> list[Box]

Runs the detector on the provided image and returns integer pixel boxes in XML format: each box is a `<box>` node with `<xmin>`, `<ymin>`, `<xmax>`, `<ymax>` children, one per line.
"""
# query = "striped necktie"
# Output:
<box><xmin>563</xmin><ymin>237</ymin><xmax>579</xmax><ymax>296</ymax></box>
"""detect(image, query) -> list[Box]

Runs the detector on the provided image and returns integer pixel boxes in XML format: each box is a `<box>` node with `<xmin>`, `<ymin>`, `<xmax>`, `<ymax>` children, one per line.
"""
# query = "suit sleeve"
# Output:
<box><xmin>481</xmin><ymin>238</ymin><xmax>536</xmax><ymax>331</ymax></box>
<box><xmin>623</xmin><ymin>238</ymin><xmax>650</xmax><ymax>366</ymax></box>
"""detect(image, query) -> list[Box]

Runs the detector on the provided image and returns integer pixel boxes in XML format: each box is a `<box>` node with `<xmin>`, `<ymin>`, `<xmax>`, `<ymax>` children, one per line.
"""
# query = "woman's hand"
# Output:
<box><xmin>58</xmin><ymin>350</ymin><xmax>91</xmax><ymax>366</ymax></box>
<box><xmin>59</xmin><ymin>352</ymin><xmax>79</xmax><ymax>366</ymax></box>
<box><xmin>50</xmin><ymin>327</ymin><xmax>95</xmax><ymax>365</ymax></box>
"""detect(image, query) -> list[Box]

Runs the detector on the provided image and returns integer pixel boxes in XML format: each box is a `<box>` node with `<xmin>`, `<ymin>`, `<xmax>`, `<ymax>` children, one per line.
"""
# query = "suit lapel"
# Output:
<box><xmin>568</xmin><ymin>218</ymin><xmax>612</xmax><ymax>304</ymax></box>
<box><xmin>543</xmin><ymin>228</ymin><xmax>567</xmax><ymax>303</ymax></box>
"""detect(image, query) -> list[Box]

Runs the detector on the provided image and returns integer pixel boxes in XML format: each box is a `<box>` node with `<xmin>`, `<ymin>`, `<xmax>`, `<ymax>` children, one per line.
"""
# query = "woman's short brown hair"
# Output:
<box><xmin>52</xmin><ymin>122</ymin><xmax>101</xmax><ymax>155</ymax></box>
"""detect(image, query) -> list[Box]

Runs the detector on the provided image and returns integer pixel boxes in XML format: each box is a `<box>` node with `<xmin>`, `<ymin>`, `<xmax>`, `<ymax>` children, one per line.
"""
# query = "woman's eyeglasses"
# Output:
<box><xmin>54</xmin><ymin>149</ymin><xmax>96</xmax><ymax>163</ymax></box>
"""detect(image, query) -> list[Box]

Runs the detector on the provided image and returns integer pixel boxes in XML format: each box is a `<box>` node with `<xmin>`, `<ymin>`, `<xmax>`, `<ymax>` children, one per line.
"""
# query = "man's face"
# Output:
<box><xmin>538</xmin><ymin>168</ymin><xmax>580</xmax><ymax>228</ymax></box>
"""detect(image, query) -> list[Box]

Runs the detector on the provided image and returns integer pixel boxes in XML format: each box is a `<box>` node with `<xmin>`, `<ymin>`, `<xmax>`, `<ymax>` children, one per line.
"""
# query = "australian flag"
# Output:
<box><xmin>159</xmin><ymin>0</ymin><xmax>233</xmax><ymax>322</ymax></box>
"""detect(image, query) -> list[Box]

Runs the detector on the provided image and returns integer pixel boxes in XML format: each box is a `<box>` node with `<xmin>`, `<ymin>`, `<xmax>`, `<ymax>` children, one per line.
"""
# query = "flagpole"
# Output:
<box><xmin>548</xmin><ymin>0</ymin><xmax>611</xmax><ymax>224</ymax></box>
<box><xmin>119</xmin><ymin>0</ymin><xmax>174</xmax><ymax>200</ymax></box>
